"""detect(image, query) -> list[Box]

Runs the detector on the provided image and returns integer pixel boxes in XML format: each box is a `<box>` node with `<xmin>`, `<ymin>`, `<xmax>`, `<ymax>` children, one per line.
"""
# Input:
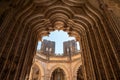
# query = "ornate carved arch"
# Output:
<box><xmin>0</xmin><ymin>0</ymin><xmax>119</xmax><ymax>80</ymax></box>
<box><xmin>49</xmin><ymin>64</ymin><xmax>69</xmax><ymax>80</ymax></box>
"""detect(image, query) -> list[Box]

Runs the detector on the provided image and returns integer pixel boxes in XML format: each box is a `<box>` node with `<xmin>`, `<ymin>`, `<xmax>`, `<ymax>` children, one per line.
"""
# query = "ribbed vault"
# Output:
<box><xmin>0</xmin><ymin>0</ymin><xmax>119</xmax><ymax>80</ymax></box>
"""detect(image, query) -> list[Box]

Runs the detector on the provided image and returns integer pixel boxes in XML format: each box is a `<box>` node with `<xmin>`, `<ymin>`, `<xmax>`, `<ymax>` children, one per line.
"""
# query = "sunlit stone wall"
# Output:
<box><xmin>29</xmin><ymin>52</ymin><xmax>82</xmax><ymax>80</ymax></box>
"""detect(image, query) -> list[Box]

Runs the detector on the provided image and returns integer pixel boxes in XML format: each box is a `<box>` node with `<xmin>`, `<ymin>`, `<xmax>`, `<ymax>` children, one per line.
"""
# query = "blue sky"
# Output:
<box><xmin>37</xmin><ymin>30</ymin><xmax>80</xmax><ymax>53</ymax></box>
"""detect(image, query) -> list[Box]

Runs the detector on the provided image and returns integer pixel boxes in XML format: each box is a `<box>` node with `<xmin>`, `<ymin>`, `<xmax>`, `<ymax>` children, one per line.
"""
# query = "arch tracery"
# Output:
<box><xmin>0</xmin><ymin>0</ymin><xmax>119</xmax><ymax>80</ymax></box>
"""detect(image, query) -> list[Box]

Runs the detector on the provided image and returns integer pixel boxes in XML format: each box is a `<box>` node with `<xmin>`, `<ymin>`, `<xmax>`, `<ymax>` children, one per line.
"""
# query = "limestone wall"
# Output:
<box><xmin>29</xmin><ymin>53</ymin><xmax>82</xmax><ymax>80</ymax></box>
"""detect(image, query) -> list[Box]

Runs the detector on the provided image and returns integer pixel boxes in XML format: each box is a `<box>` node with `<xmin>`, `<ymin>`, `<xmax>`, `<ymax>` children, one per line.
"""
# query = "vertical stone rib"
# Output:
<box><xmin>27</xmin><ymin>34</ymin><xmax>38</xmax><ymax>80</ymax></box>
<box><xmin>101</xmin><ymin>13</ymin><xmax>120</xmax><ymax>79</ymax></box>
<box><xmin>92</xmin><ymin>26</ymin><xmax>109</xmax><ymax>79</ymax></box>
<box><xmin>85</xmin><ymin>2</ymin><xmax>120</xmax><ymax>79</ymax></box>
<box><xmin>6</xmin><ymin>21</ymin><xmax>27</xmax><ymax>79</ymax></box>
<box><xmin>108</xmin><ymin>11</ymin><xmax>120</xmax><ymax>62</ymax></box>
<box><xmin>105</xmin><ymin>11</ymin><xmax>120</xmax><ymax>72</ymax></box>
<box><xmin>84</xmin><ymin>35</ymin><xmax>96</xmax><ymax>80</ymax></box>
<box><xmin>13</xmin><ymin>27</ymin><xmax>31</xmax><ymax>80</ymax></box>
<box><xmin>82</xmin><ymin>32</ymin><xmax>96</xmax><ymax>80</ymax></box>
<box><xmin>19</xmin><ymin>33</ymin><xmax>33</xmax><ymax>80</ymax></box>
<box><xmin>81</xmin><ymin>36</ymin><xmax>91</xmax><ymax>80</ymax></box>
<box><xmin>109</xmin><ymin>11</ymin><xmax>120</xmax><ymax>41</ymax></box>
<box><xmin>0</xmin><ymin>18</ymin><xmax>21</xmax><ymax>79</ymax></box>
<box><xmin>19</xmin><ymin>33</ymin><xmax>37</xmax><ymax>80</ymax></box>
<box><xmin>81</xmin><ymin>37</ymin><xmax>87</xmax><ymax>80</ymax></box>
<box><xmin>97</xmin><ymin>20</ymin><xmax>117</xmax><ymax>79</ymax></box>
<box><xmin>0</xmin><ymin>21</ymin><xmax>22</xmax><ymax>80</ymax></box>
<box><xmin>0</xmin><ymin>11</ymin><xmax>16</xmax><ymax>58</ymax></box>
<box><xmin>0</xmin><ymin>10</ymin><xmax>9</xmax><ymax>30</ymax></box>
<box><xmin>96</xmin><ymin>23</ymin><xmax>112</xmax><ymax>79</ymax></box>
<box><xmin>0</xmin><ymin>9</ymin><xmax>13</xmax><ymax>33</ymax></box>
<box><xmin>87</xmin><ymin>28</ymin><xmax>102</xmax><ymax>80</ymax></box>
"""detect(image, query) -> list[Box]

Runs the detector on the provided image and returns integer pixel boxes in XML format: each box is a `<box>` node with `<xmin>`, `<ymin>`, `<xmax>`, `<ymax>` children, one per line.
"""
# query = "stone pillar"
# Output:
<box><xmin>0</xmin><ymin>7</ymin><xmax>37</xmax><ymax>80</ymax></box>
<box><xmin>81</xmin><ymin>35</ymin><xmax>96</xmax><ymax>80</ymax></box>
<box><xmin>98</xmin><ymin>1</ymin><xmax>120</xmax><ymax>79</ymax></box>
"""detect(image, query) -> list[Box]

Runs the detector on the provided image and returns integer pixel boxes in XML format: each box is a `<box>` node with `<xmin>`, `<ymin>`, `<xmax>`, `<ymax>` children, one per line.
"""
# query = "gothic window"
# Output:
<box><xmin>51</xmin><ymin>68</ymin><xmax>65</xmax><ymax>80</ymax></box>
<box><xmin>67</xmin><ymin>48</ymin><xmax>69</xmax><ymax>53</ymax></box>
<box><xmin>71</xmin><ymin>47</ymin><xmax>72</xmax><ymax>52</ymax></box>
<box><xmin>46</xmin><ymin>47</ymin><xmax>48</xmax><ymax>51</ymax></box>
<box><xmin>49</xmin><ymin>48</ymin><xmax>52</xmax><ymax>52</ymax></box>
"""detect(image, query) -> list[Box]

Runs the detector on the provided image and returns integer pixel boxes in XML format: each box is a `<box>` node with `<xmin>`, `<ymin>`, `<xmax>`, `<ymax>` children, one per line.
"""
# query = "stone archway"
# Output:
<box><xmin>29</xmin><ymin>62</ymin><xmax>44</xmax><ymax>80</ymax></box>
<box><xmin>49</xmin><ymin>64</ymin><xmax>69</xmax><ymax>80</ymax></box>
<box><xmin>0</xmin><ymin>0</ymin><xmax>119</xmax><ymax>80</ymax></box>
<box><xmin>50</xmin><ymin>68</ymin><xmax>65</xmax><ymax>80</ymax></box>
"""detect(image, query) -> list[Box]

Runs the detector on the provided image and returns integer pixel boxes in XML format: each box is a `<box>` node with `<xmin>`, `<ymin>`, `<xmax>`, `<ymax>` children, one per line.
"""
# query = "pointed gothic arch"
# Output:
<box><xmin>29</xmin><ymin>61</ymin><xmax>44</xmax><ymax>80</ymax></box>
<box><xmin>0</xmin><ymin>0</ymin><xmax>119</xmax><ymax>80</ymax></box>
<box><xmin>50</xmin><ymin>68</ymin><xmax>65</xmax><ymax>80</ymax></box>
<box><xmin>49</xmin><ymin>64</ymin><xmax>69</xmax><ymax>80</ymax></box>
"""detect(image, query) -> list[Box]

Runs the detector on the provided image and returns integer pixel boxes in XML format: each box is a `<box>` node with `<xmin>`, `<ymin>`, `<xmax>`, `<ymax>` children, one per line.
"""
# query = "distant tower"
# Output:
<box><xmin>63</xmin><ymin>40</ymin><xmax>77</xmax><ymax>55</ymax></box>
<box><xmin>40</xmin><ymin>39</ymin><xmax>55</xmax><ymax>55</ymax></box>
